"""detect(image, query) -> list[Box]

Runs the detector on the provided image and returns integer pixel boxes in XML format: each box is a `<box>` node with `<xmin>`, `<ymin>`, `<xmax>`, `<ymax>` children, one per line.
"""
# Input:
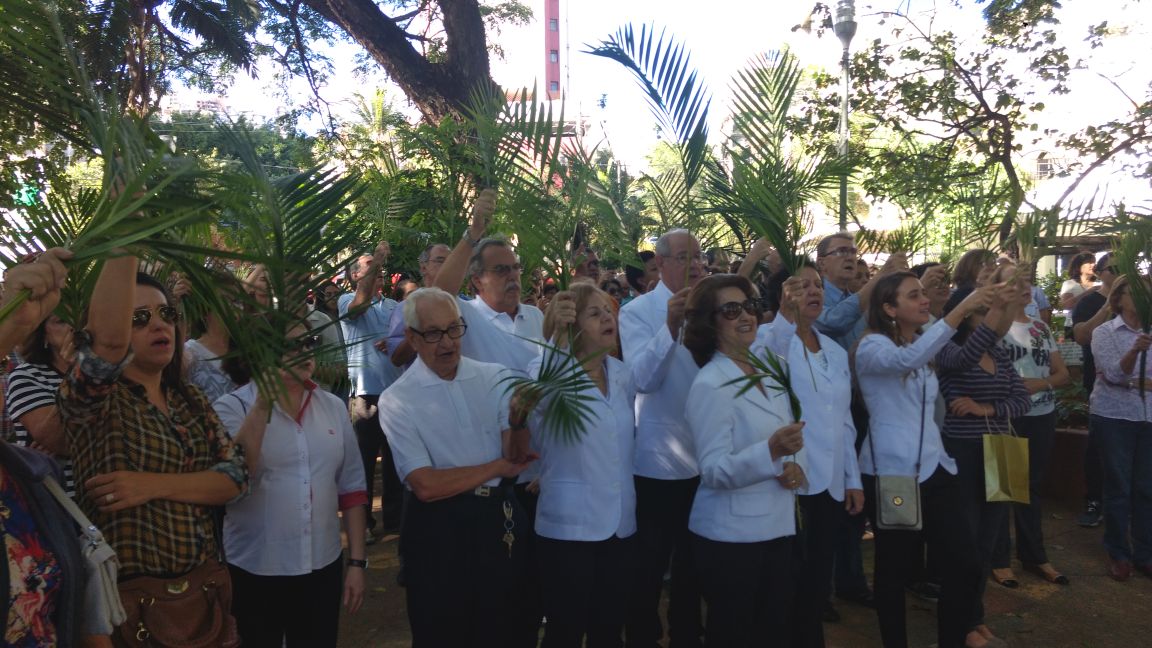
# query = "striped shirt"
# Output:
<box><xmin>4</xmin><ymin>362</ymin><xmax>74</xmax><ymax>493</ymax></box>
<box><xmin>59</xmin><ymin>344</ymin><xmax>248</xmax><ymax>579</ymax></box>
<box><xmin>937</xmin><ymin>324</ymin><xmax>1033</xmax><ymax>439</ymax></box>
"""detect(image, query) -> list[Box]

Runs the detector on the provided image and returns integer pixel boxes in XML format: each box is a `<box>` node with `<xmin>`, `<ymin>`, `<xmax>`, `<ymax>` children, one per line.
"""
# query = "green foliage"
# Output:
<box><xmin>501</xmin><ymin>341</ymin><xmax>604</xmax><ymax>444</ymax></box>
<box><xmin>724</xmin><ymin>347</ymin><xmax>801</xmax><ymax>423</ymax></box>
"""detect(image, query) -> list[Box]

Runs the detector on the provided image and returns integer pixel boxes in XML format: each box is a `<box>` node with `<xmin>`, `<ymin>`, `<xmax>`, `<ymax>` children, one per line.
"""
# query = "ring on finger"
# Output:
<box><xmin>105</xmin><ymin>493</ymin><xmax>115</xmax><ymax>504</ymax></box>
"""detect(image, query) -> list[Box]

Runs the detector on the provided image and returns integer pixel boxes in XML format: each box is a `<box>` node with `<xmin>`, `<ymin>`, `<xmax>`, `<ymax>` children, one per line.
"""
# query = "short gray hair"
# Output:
<box><xmin>403</xmin><ymin>287</ymin><xmax>460</xmax><ymax>330</ymax></box>
<box><xmin>418</xmin><ymin>243</ymin><xmax>447</xmax><ymax>264</ymax></box>
<box><xmin>655</xmin><ymin>229</ymin><xmax>692</xmax><ymax>257</ymax></box>
<box><xmin>466</xmin><ymin>238</ymin><xmax>515</xmax><ymax>280</ymax></box>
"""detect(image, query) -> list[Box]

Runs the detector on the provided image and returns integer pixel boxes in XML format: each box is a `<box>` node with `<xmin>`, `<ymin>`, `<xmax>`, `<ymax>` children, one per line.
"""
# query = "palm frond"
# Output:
<box><xmin>501</xmin><ymin>339</ymin><xmax>603</xmax><ymax>444</ymax></box>
<box><xmin>585</xmin><ymin>24</ymin><xmax>711</xmax><ymax>192</ymax></box>
<box><xmin>723</xmin><ymin>348</ymin><xmax>802</xmax><ymax>423</ymax></box>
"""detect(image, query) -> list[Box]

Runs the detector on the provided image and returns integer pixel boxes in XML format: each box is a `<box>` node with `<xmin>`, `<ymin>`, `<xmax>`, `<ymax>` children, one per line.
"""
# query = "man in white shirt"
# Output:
<box><xmin>378</xmin><ymin>288</ymin><xmax>536</xmax><ymax>647</ymax></box>
<box><xmin>339</xmin><ymin>242</ymin><xmax>404</xmax><ymax>539</ymax></box>
<box><xmin>619</xmin><ymin>228</ymin><xmax>706</xmax><ymax>648</ymax></box>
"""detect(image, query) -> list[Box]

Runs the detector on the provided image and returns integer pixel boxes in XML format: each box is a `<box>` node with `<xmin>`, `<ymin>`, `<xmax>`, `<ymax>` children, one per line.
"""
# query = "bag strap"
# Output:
<box><xmin>42</xmin><ymin>476</ymin><xmax>105</xmax><ymax>545</ymax></box>
<box><xmin>867</xmin><ymin>367</ymin><xmax>928</xmax><ymax>477</ymax></box>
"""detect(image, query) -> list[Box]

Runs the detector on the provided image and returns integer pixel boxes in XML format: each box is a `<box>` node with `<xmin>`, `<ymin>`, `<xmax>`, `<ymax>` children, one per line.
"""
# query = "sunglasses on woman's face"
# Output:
<box><xmin>288</xmin><ymin>335</ymin><xmax>321</xmax><ymax>352</ymax></box>
<box><xmin>131</xmin><ymin>306</ymin><xmax>181</xmax><ymax>328</ymax></box>
<box><xmin>714</xmin><ymin>299</ymin><xmax>764</xmax><ymax>321</ymax></box>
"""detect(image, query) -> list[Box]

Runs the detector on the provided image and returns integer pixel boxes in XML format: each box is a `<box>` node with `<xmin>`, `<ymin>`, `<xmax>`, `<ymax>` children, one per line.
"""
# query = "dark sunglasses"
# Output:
<box><xmin>409</xmin><ymin>322</ymin><xmax>468</xmax><ymax>343</ymax></box>
<box><xmin>714</xmin><ymin>300</ymin><xmax>764</xmax><ymax>320</ymax></box>
<box><xmin>288</xmin><ymin>335</ymin><xmax>321</xmax><ymax>352</ymax></box>
<box><xmin>131</xmin><ymin>306</ymin><xmax>181</xmax><ymax>328</ymax></box>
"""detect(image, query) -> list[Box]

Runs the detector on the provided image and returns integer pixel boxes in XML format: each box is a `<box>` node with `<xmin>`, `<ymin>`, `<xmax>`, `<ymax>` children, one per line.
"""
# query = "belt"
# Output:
<box><xmin>472</xmin><ymin>484</ymin><xmax>501</xmax><ymax>497</ymax></box>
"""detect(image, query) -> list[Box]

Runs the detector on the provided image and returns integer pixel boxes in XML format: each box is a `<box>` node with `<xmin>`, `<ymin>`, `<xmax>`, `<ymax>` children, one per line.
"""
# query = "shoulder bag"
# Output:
<box><xmin>868</xmin><ymin>372</ymin><xmax>926</xmax><ymax>531</ymax></box>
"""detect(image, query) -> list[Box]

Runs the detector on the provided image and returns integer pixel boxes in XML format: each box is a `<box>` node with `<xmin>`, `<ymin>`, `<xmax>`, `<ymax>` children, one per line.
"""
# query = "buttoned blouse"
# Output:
<box><xmin>687</xmin><ymin>354</ymin><xmax>793</xmax><ymax>543</ymax></box>
<box><xmin>1090</xmin><ymin>317</ymin><xmax>1152</xmax><ymax>422</ymax></box>
<box><xmin>530</xmin><ymin>355</ymin><xmax>637</xmax><ymax>541</ymax></box>
<box><xmin>458</xmin><ymin>297</ymin><xmax>544</xmax><ymax>376</ymax></box>
<box><xmin>618</xmin><ymin>281</ymin><xmax>700</xmax><ymax>480</ymax></box>
<box><xmin>756</xmin><ymin>319</ymin><xmax>862</xmax><ymax>500</ymax></box>
<box><xmin>338</xmin><ymin>293</ymin><xmax>402</xmax><ymax>396</ymax></box>
<box><xmin>855</xmin><ymin>320</ymin><xmax>959</xmax><ymax>482</ymax></box>
<box><xmin>215</xmin><ymin>383</ymin><xmax>367</xmax><ymax>576</ymax></box>
<box><xmin>378</xmin><ymin>357</ymin><xmax>511</xmax><ymax>485</ymax></box>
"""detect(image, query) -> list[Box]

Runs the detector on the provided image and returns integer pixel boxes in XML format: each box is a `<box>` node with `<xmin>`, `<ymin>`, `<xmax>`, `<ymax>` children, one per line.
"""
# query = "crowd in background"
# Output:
<box><xmin>1</xmin><ymin>195</ymin><xmax>1150</xmax><ymax>648</ymax></box>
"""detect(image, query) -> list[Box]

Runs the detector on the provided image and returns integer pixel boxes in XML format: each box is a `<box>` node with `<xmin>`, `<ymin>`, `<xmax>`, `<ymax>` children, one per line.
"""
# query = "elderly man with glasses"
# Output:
<box><xmin>619</xmin><ymin>227</ymin><xmax>707</xmax><ymax>648</ymax></box>
<box><xmin>378</xmin><ymin>287</ymin><xmax>537</xmax><ymax>647</ymax></box>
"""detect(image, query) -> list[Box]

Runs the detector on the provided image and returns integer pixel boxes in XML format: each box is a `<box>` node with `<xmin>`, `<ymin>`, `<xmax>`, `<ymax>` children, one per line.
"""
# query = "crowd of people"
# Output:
<box><xmin>1</xmin><ymin>192</ymin><xmax>1150</xmax><ymax>648</ymax></box>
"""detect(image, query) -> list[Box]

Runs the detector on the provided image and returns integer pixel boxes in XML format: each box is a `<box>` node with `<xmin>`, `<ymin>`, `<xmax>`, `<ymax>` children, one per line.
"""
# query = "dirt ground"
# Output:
<box><xmin>337</xmin><ymin>497</ymin><xmax>1152</xmax><ymax>648</ymax></box>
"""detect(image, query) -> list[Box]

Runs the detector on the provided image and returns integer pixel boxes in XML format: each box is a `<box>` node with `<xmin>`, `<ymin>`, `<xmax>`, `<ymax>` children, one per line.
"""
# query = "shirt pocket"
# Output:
<box><xmin>729</xmin><ymin>488</ymin><xmax>775</xmax><ymax>517</ymax></box>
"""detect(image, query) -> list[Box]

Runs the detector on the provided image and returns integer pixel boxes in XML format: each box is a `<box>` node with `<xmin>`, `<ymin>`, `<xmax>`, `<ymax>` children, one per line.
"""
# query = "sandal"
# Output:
<box><xmin>1024</xmin><ymin>562</ymin><xmax>1070</xmax><ymax>585</ymax></box>
<box><xmin>991</xmin><ymin>568</ymin><xmax>1019</xmax><ymax>589</ymax></box>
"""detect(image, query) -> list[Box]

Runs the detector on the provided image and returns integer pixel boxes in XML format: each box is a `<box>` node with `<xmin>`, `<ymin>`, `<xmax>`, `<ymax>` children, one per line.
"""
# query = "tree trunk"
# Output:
<box><xmin>306</xmin><ymin>0</ymin><xmax>501</xmax><ymax>123</ymax></box>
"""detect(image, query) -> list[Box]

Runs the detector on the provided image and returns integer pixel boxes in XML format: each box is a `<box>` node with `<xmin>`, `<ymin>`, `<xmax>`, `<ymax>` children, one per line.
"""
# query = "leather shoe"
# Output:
<box><xmin>991</xmin><ymin>568</ymin><xmax>1019</xmax><ymax>589</ymax></box>
<box><xmin>837</xmin><ymin>588</ymin><xmax>876</xmax><ymax>608</ymax></box>
<box><xmin>1135</xmin><ymin>563</ymin><xmax>1152</xmax><ymax>580</ymax></box>
<box><xmin>1109</xmin><ymin>558</ymin><xmax>1133</xmax><ymax>582</ymax></box>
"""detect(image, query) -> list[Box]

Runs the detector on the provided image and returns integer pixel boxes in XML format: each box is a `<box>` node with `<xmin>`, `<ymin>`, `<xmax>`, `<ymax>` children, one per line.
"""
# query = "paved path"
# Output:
<box><xmin>338</xmin><ymin>498</ymin><xmax>1152</xmax><ymax>647</ymax></box>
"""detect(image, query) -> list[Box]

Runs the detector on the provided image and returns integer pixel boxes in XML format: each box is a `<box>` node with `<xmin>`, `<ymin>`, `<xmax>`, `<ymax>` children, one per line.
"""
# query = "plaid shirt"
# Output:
<box><xmin>58</xmin><ymin>345</ymin><xmax>248</xmax><ymax>578</ymax></box>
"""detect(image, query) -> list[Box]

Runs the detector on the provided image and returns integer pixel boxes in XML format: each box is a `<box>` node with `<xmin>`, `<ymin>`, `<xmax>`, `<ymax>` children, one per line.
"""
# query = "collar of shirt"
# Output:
<box><xmin>471</xmin><ymin>294</ymin><xmax>521</xmax><ymax>331</ymax></box>
<box><xmin>407</xmin><ymin>355</ymin><xmax>481</xmax><ymax>387</ymax></box>
<box><xmin>823</xmin><ymin>277</ymin><xmax>851</xmax><ymax>304</ymax></box>
<box><xmin>652</xmin><ymin>280</ymin><xmax>673</xmax><ymax>301</ymax></box>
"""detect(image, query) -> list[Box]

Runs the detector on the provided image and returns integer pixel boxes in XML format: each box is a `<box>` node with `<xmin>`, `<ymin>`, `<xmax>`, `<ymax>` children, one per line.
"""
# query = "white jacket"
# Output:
<box><xmin>687</xmin><ymin>354</ymin><xmax>795</xmax><ymax>543</ymax></box>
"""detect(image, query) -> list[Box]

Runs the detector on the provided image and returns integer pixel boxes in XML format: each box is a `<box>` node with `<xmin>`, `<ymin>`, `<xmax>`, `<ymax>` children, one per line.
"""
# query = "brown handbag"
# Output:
<box><xmin>115</xmin><ymin>558</ymin><xmax>240</xmax><ymax>648</ymax></box>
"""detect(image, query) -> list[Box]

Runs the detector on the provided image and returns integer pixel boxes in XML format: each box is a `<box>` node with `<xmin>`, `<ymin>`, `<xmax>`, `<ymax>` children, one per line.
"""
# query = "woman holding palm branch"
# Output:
<box><xmin>526</xmin><ymin>282</ymin><xmax>637</xmax><ymax>647</ymax></box>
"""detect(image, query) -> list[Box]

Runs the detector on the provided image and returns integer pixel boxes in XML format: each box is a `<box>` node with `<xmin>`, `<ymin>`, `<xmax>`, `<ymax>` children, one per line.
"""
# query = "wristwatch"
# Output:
<box><xmin>462</xmin><ymin>231</ymin><xmax>481</xmax><ymax>247</ymax></box>
<box><xmin>347</xmin><ymin>558</ymin><xmax>368</xmax><ymax>569</ymax></box>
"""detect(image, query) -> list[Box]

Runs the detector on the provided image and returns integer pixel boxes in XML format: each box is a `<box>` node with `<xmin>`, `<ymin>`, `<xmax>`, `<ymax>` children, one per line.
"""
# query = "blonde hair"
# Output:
<box><xmin>543</xmin><ymin>283</ymin><xmax>617</xmax><ymax>355</ymax></box>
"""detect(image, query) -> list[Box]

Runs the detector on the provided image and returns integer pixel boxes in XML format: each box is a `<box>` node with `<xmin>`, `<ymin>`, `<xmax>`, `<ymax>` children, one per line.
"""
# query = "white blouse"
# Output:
<box><xmin>855</xmin><ymin>320</ymin><xmax>959</xmax><ymax>482</ymax></box>
<box><xmin>215</xmin><ymin>383</ymin><xmax>367</xmax><ymax>576</ymax></box>
<box><xmin>530</xmin><ymin>355</ymin><xmax>637</xmax><ymax>541</ymax></box>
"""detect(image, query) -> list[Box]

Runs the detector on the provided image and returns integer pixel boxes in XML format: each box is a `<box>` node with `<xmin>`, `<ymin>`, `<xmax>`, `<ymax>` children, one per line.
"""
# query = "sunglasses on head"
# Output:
<box><xmin>131</xmin><ymin>306</ymin><xmax>181</xmax><ymax>328</ymax></box>
<box><xmin>714</xmin><ymin>299</ymin><xmax>764</xmax><ymax>320</ymax></box>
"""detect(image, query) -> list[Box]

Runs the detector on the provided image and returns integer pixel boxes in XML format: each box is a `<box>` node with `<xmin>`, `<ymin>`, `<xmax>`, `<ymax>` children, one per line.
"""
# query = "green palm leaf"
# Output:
<box><xmin>723</xmin><ymin>348</ymin><xmax>802</xmax><ymax>423</ymax></box>
<box><xmin>501</xmin><ymin>339</ymin><xmax>606</xmax><ymax>444</ymax></box>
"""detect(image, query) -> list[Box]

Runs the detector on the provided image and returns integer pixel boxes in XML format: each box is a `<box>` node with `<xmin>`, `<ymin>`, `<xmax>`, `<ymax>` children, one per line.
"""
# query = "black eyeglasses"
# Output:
<box><xmin>409</xmin><ymin>322</ymin><xmax>468</xmax><ymax>343</ymax></box>
<box><xmin>822</xmin><ymin>246</ymin><xmax>858</xmax><ymax>258</ymax></box>
<box><xmin>714</xmin><ymin>300</ymin><xmax>764</xmax><ymax>320</ymax></box>
<box><xmin>131</xmin><ymin>306</ymin><xmax>181</xmax><ymax>328</ymax></box>
<box><xmin>485</xmin><ymin>263</ymin><xmax>523</xmax><ymax>277</ymax></box>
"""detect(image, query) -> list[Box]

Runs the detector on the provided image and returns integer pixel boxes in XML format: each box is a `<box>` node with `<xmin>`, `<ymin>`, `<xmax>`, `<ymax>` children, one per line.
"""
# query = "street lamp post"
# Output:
<box><xmin>833</xmin><ymin>0</ymin><xmax>857</xmax><ymax>233</ymax></box>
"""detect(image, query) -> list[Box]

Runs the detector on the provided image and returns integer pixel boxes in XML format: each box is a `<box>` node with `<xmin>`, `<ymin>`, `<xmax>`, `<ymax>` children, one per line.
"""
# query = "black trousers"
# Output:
<box><xmin>538</xmin><ymin>534</ymin><xmax>637</xmax><ymax>648</ymax></box>
<box><xmin>692</xmin><ymin>532</ymin><xmax>795</xmax><ymax>648</ymax></box>
<box><xmin>993</xmin><ymin>412</ymin><xmax>1057</xmax><ymax>567</ymax></box>
<box><xmin>626</xmin><ymin>475</ymin><xmax>704</xmax><ymax>648</ymax></box>
<box><xmin>793</xmin><ymin>491</ymin><xmax>844</xmax><ymax>648</ymax></box>
<box><xmin>834</xmin><ymin>394</ymin><xmax>871</xmax><ymax>597</ymax></box>
<box><xmin>944</xmin><ymin>436</ymin><xmax>1009</xmax><ymax>628</ymax></box>
<box><xmin>864</xmin><ymin>468</ymin><xmax>982</xmax><ymax>648</ymax></box>
<box><xmin>1085</xmin><ymin>413</ymin><xmax>1104</xmax><ymax>503</ymax></box>
<box><xmin>402</xmin><ymin>486</ymin><xmax>532</xmax><ymax>648</ymax></box>
<box><xmin>228</xmin><ymin>556</ymin><xmax>343</xmax><ymax>648</ymax></box>
<box><xmin>351</xmin><ymin>394</ymin><xmax>402</xmax><ymax>530</ymax></box>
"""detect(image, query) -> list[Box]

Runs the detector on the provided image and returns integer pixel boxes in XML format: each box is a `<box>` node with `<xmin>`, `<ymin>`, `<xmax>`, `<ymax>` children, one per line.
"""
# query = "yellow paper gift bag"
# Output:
<box><xmin>983</xmin><ymin>428</ymin><xmax>1030</xmax><ymax>504</ymax></box>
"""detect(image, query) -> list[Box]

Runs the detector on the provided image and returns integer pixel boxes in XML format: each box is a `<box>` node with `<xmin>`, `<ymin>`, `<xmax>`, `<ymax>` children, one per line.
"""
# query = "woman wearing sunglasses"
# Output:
<box><xmin>214</xmin><ymin>321</ymin><xmax>368</xmax><ymax>647</ymax></box>
<box><xmin>521</xmin><ymin>282</ymin><xmax>636</xmax><ymax>647</ymax></box>
<box><xmin>58</xmin><ymin>256</ymin><xmax>248</xmax><ymax>646</ymax></box>
<box><xmin>680</xmin><ymin>274</ymin><xmax>805</xmax><ymax>646</ymax></box>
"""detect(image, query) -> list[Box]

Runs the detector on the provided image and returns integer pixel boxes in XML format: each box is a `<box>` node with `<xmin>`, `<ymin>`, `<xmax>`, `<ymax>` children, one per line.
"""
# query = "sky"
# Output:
<box><xmin>170</xmin><ymin>0</ymin><xmax>1150</xmax><ymax>209</ymax></box>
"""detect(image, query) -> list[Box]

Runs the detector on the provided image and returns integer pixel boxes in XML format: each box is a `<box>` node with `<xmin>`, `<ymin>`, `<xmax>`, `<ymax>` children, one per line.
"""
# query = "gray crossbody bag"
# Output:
<box><xmin>868</xmin><ymin>373</ymin><xmax>926</xmax><ymax>531</ymax></box>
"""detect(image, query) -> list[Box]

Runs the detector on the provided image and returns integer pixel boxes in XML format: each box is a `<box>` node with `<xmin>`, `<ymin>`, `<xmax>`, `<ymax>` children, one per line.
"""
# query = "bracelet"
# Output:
<box><xmin>347</xmin><ymin>558</ymin><xmax>368</xmax><ymax>569</ymax></box>
<box><xmin>462</xmin><ymin>231</ymin><xmax>481</xmax><ymax>247</ymax></box>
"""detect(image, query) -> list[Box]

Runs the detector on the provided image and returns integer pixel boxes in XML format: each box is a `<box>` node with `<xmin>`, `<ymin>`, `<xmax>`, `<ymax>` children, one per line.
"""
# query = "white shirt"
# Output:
<box><xmin>618</xmin><ymin>281</ymin><xmax>700</xmax><ymax>479</ymax></box>
<box><xmin>529</xmin><ymin>355</ymin><xmax>637</xmax><ymax>541</ymax></box>
<box><xmin>215</xmin><ymin>383</ymin><xmax>367</xmax><ymax>576</ymax></box>
<box><xmin>855</xmin><ymin>320</ymin><xmax>959</xmax><ymax>482</ymax></box>
<box><xmin>378</xmin><ymin>357</ymin><xmax>511</xmax><ymax>486</ymax></box>
<box><xmin>756</xmin><ymin>319</ymin><xmax>862</xmax><ymax>500</ymax></box>
<box><xmin>338</xmin><ymin>293</ymin><xmax>402</xmax><ymax>396</ymax></box>
<box><xmin>457</xmin><ymin>297</ymin><xmax>544</xmax><ymax>376</ymax></box>
<box><xmin>687</xmin><ymin>354</ymin><xmax>792</xmax><ymax>543</ymax></box>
